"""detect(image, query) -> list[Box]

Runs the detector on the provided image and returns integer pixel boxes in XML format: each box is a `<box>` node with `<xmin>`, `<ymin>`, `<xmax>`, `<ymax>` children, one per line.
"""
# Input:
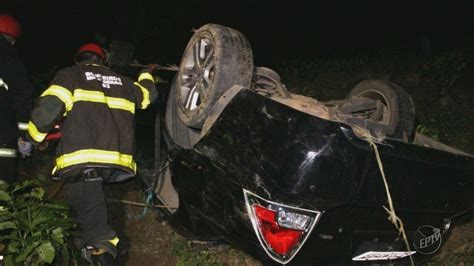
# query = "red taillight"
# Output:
<box><xmin>254</xmin><ymin>205</ymin><xmax>275</xmax><ymax>223</ymax></box>
<box><xmin>254</xmin><ymin>205</ymin><xmax>303</xmax><ymax>256</ymax></box>
<box><xmin>244</xmin><ymin>189</ymin><xmax>322</xmax><ymax>264</ymax></box>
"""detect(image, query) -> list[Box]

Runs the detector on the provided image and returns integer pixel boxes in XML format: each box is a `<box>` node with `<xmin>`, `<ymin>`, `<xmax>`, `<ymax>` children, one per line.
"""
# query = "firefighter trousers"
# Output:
<box><xmin>64</xmin><ymin>169</ymin><xmax>118</xmax><ymax>255</ymax></box>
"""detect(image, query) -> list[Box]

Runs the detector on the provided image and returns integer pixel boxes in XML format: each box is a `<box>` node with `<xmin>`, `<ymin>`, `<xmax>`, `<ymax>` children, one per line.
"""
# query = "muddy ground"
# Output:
<box><xmin>106</xmin><ymin>180</ymin><xmax>261</xmax><ymax>266</ymax></box>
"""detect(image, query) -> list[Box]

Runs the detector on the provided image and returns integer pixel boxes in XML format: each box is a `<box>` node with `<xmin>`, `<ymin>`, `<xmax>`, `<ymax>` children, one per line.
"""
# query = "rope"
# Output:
<box><xmin>107</xmin><ymin>198</ymin><xmax>175</xmax><ymax>209</ymax></box>
<box><xmin>355</xmin><ymin>127</ymin><xmax>414</xmax><ymax>265</ymax></box>
<box><xmin>122</xmin><ymin>189</ymin><xmax>154</xmax><ymax>219</ymax></box>
<box><xmin>111</xmin><ymin>162</ymin><xmax>174</xmax><ymax>219</ymax></box>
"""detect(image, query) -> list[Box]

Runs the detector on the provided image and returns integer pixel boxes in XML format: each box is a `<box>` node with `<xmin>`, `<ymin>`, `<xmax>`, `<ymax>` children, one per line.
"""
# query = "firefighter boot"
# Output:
<box><xmin>91</xmin><ymin>252</ymin><xmax>114</xmax><ymax>266</ymax></box>
<box><xmin>80</xmin><ymin>237</ymin><xmax>119</xmax><ymax>266</ymax></box>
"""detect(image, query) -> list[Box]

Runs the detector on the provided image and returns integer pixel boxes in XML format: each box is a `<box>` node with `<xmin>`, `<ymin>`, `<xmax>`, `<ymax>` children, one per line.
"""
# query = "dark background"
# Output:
<box><xmin>3</xmin><ymin>0</ymin><xmax>474</xmax><ymax>72</ymax></box>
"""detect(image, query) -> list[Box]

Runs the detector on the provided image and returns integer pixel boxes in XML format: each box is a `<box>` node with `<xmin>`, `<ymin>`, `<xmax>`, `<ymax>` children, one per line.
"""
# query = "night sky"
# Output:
<box><xmin>4</xmin><ymin>0</ymin><xmax>474</xmax><ymax>73</ymax></box>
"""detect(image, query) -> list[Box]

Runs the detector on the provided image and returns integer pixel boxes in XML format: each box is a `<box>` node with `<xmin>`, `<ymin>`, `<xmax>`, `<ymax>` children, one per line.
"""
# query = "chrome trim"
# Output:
<box><xmin>243</xmin><ymin>189</ymin><xmax>322</xmax><ymax>265</ymax></box>
<box><xmin>352</xmin><ymin>251</ymin><xmax>416</xmax><ymax>261</ymax></box>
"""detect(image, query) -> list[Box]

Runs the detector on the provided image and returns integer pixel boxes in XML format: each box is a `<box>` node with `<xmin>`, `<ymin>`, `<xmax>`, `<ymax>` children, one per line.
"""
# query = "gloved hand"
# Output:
<box><xmin>18</xmin><ymin>137</ymin><xmax>32</xmax><ymax>157</ymax></box>
<box><xmin>37</xmin><ymin>141</ymin><xmax>49</xmax><ymax>151</ymax></box>
<box><xmin>146</xmin><ymin>64</ymin><xmax>158</xmax><ymax>73</ymax></box>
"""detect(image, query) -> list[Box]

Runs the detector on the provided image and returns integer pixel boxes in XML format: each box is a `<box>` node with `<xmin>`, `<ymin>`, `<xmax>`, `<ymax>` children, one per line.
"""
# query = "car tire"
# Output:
<box><xmin>347</xmin><ymin>79</ymin><xmax>416</xmax><ymax>141</ymax></box>
<box><xmin>175</xmin><ymin>23</ymin><xmax>254</xmax><ymax>129</ymax></box>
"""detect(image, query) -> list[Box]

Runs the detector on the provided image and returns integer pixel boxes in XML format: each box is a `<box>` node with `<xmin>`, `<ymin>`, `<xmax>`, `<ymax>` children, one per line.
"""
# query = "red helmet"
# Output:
<box><xmin>75</xmin><ymin>43</ymin><xmax>106</xmax><ymax>59</ymax></box>
<box><xmin>0</xmin><ymin>14</ymin><xmax>21</xmax><ymax>39</ymax></box>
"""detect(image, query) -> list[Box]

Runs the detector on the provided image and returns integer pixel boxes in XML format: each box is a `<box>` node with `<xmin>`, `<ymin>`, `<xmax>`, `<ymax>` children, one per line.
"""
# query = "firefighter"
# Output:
<box><xmin>0</xmin><ymin>14</ymin><xmax>34</xmax><ymax>184</ymax></box>
<box><xmin>26</xmin><ymin>43</ymin><xmax>158</xmax><ymax>264</ymax></box>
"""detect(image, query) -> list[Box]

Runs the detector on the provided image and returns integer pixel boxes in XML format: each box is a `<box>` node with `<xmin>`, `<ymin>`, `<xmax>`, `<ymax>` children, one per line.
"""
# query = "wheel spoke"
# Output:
<box><xmin>202</xmin><ymin>77</ymin><xmax>210</xmax><ymax>88</ymax></box>
<box><xmin>184</xmin><ymin>85</ymin><xmax>196</xmax><ymax>110</ymax></box>
<box><xmin>203</xmin><ymin>47</ymin><xmax>214</xmax><ymax>68</ymax></box>
<box><xmin>180</xmin><ymin>72</ymin><xmax>193</xmax><ymax>87</ymax></box>
<box><xmin>193</xmin><ymin>42</ymin><xmax>201</xmax><ymax>68</ymax></box>
<box><xmin>203</xmin><ymin>61</ymin><xmax>215</xmax><ymax>85</ymax></box>
<box><xmin>199</xmin><ymin>39</ymin><xmax>207</xmax><ymax>60</ymax></box>
<box><xmin>189</xmin><ymin>91</ymin><xmax>200</xmax><ymax>110</ymax></box>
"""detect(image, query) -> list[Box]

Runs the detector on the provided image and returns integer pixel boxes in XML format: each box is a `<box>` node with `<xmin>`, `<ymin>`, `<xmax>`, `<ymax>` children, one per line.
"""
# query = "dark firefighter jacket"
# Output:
<box><xmin>0</xmin><ymin>36</ymin><xmax>33</xmax><ymax>156</ymax></box>
<box><xmin>27</xmin><ymin>61</ymin><xmax>157</xmax><ymax>178</ymax></box>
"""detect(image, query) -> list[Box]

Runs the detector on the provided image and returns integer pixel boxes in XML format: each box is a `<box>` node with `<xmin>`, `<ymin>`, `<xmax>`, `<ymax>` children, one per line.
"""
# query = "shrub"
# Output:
<box><xmin>0</xmin><ymin>180</ymin><xmax>76</xmax><ymax>265</ymax></box>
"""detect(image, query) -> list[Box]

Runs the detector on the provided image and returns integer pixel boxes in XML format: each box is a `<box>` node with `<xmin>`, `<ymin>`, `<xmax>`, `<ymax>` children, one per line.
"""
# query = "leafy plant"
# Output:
<box><xmin>416</xmin><ymin>124</ymin><xmax>440</xmax><ymax>141</ymax></box>
<box><xmin>0</xmin><ymin>180</ymin><xmax>76</xmax><ymax>265</ymax></box>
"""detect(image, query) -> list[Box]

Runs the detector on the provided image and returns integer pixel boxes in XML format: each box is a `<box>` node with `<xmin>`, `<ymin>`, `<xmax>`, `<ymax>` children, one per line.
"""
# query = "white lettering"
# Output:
<box><xmin>420</xmin><ymin>237</ymin><xmax>426</xmax><ymax>248</ymax></box>
<box><xmin>419</xmin><ymin>231</ymin><xmax>441</xmax><ymax>249</ymax></box>
<box><xmin>84</xmin><ymin>72</ymin><xmax>123</xmax><ymax>88</ymax></box>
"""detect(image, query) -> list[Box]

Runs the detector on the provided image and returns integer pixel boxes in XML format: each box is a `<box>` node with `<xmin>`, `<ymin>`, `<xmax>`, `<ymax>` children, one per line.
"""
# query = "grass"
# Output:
<box><xmin>170</xmin><ymin>237</ymin><xmax>261</xmax><ymax>266</ymax></box>
<box><xmin>430</xmin><ymin>234</ymin><xmax>474</xmax><ymax>264</ymax></box>
<box><xmin>170</xmin><ymin>238</ymin><xmax>223</xmax><ymax>266</ymax></box>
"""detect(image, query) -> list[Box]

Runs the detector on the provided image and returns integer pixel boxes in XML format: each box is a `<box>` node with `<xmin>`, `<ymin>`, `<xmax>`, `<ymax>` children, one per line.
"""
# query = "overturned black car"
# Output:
<box><xmin>146</xmin><ymin>24</ymin><xmax>473</xmax><ymax>264</ymax></box>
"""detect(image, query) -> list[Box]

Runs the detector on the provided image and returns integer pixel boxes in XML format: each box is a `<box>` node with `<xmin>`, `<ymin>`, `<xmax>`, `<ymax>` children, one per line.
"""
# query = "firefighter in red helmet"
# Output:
<box><xmin>27</xmin><ymin>43</ymin><xmax>158</xmax><ymax>265</ymax></box>
<box><xmin>0</xmin><ymin>14</ymin><xmax>34</xmax><ymax>184</ymax></box>
<box><xmin>75</xmin><ymin>43</ymin><xmax>106</xmax><ymax>62</ymax></box>
<box><xmin>0</xmin><ymin>14</ymin><xmax>21</xmax><ymax>41</ymax></box>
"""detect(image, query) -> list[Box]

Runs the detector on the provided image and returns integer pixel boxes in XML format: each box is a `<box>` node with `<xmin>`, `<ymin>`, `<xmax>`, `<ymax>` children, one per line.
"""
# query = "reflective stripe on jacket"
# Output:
<box><xmin>27</xmin><ymin>61</ymin><xmax>157</xmax><ymax>176</ymax></box>
<box><xmin>0</xmin><ymin>148</ymin><xmax>16</xmax><ymax>158</ymax></box>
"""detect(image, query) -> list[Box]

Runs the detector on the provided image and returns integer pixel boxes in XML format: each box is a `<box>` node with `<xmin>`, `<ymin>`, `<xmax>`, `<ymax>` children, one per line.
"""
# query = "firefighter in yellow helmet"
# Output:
<box><xmin>27</xmin><ymin>43</ymin><xmax>158</xmax><ymax>264</ymax></box>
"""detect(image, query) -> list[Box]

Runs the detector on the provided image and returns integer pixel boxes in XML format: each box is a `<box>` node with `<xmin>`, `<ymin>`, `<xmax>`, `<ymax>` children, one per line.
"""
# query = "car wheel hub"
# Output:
<box><xmin>180</xmin><ymin>37</ymin><xmax>216</xmax><ymax>112</ymax></box>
